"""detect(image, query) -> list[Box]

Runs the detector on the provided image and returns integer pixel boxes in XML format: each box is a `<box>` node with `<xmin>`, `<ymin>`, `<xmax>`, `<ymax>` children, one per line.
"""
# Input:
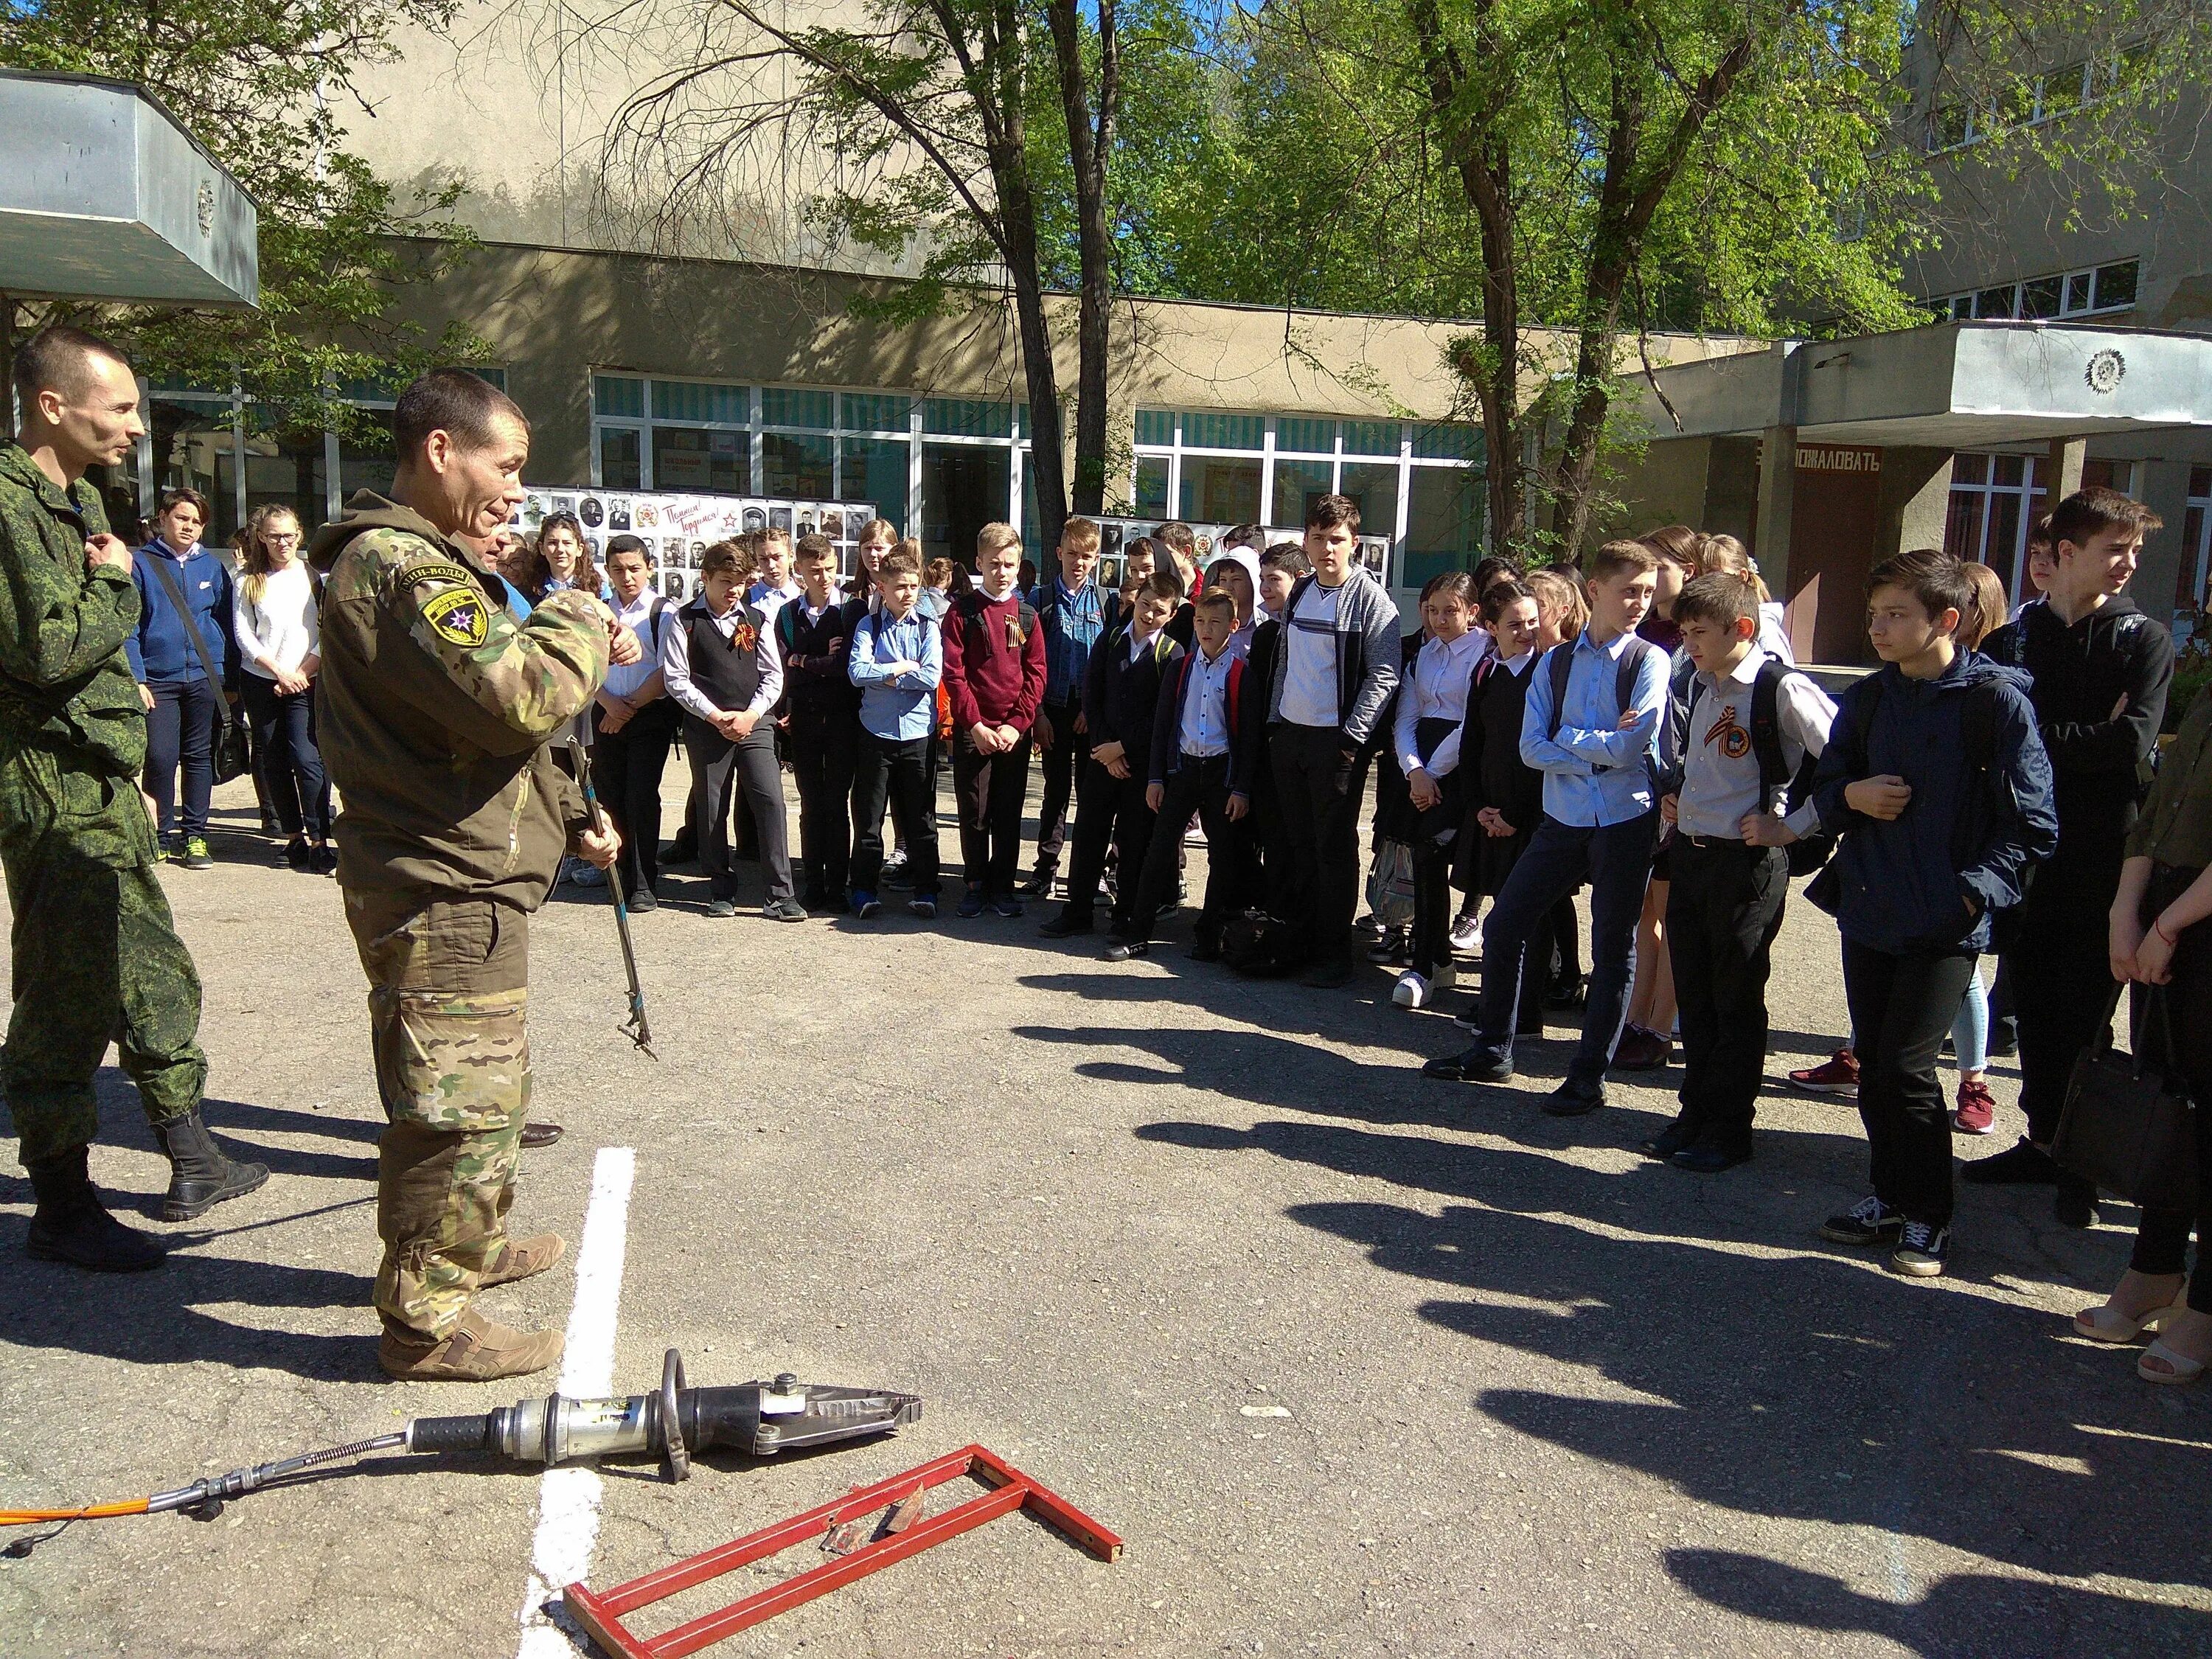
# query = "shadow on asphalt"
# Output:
<box><xmin>1086</xmin><ymin>1019</ymin><xmax>2212</xmax><ymax>1656</ymax></box>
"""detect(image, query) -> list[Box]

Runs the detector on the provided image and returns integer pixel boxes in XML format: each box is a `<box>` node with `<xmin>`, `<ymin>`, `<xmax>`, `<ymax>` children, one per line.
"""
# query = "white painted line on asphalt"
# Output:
<box><xmin>515</xmin><ymin>1146</ymin><xmax>636</xmax><ymax>1659</ymax></box>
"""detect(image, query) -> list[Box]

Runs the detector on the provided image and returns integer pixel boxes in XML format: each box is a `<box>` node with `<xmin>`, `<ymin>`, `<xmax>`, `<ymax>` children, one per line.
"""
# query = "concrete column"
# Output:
<box><xmin>1753</xmin><ymin>424</ymin><xmax>1798</xmax><ymax>596</ymax></box>
<box><xmin>1882</xmin><ymin>448</ymin><xmax>1956</xmax><ymax>558</ymax></box>
<box><xmin>2135</xmin><ymin>459</ymin><xmax>2196</xmax><ymax>626</ymax></box>
<box><xmin>2047</xmin><ymin>436</ymin><xmax>2087</xmax><ymax>501</ymax></box>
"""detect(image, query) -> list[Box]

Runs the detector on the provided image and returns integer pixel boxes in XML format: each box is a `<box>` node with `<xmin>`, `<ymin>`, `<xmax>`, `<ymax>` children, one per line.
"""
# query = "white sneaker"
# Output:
<box><xmin>1449</xmin><ymin>914</ymin><xmax>1481</xmax><ymax>954</ymax></box>
<box><xmin>1392</xmin><ymin>970</ymin><xmax>1429</xmax><ymax>1009</ymax></box>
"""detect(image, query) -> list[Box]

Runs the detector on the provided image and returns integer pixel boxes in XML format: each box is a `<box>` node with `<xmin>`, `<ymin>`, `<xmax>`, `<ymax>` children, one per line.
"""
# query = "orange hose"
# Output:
<box><xmin>1</xmin><ymin>1498</ymin><xmax>150</xmax><ymax>1525</ymax></box>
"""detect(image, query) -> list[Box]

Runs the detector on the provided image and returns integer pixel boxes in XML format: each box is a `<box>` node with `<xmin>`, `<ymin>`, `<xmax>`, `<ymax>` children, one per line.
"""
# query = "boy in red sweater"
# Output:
<box><xmin>944</xmin><ymin>521</ymin><xmax>1048</xmax><ymax>916</ymax></box>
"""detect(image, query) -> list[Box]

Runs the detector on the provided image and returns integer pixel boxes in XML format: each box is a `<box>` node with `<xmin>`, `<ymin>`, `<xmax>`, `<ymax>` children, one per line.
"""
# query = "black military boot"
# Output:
<box><xmin>151</xmin><ymin>1112</ymin><xmax>269</xmax><ymax>1221</ymax></box>
<box><xmin>25</xmin><ymin>1147</ymin><xmax>165</xmax><ymax>1271</ymax></box>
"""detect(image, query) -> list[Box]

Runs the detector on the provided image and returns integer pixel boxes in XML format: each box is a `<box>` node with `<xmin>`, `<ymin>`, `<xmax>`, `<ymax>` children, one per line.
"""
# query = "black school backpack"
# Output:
<box><xmin>1544</xmin><ymin>634</ymin><xmax>1665</xmax><ymax>787</ymax></box>
<box><xmin>1688</xmin><ymin>658</ymin><xmax>1833</xmax><ymax>878</ymax></box>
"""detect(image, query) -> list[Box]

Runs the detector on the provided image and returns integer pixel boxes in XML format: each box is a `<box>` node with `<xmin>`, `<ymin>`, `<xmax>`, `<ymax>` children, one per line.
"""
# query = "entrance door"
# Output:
<box><xmin>922</xmin><ymin>444</ymin><xmax>1012</xmax><ymax>571</ymax></box>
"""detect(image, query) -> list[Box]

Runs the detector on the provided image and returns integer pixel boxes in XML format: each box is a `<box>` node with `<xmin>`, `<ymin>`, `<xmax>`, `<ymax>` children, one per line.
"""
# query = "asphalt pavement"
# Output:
<box><xmin>1</xmin><ymin>773</ymin><xmax>2207</xmax><ymax>1658</ymax></box>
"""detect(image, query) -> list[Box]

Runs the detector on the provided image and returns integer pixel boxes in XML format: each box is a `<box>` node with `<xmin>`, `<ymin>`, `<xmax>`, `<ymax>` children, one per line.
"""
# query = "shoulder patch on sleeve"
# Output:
<box><xmin>420</xmin><ymin>585</ymin><xmax>491</xmax><ymax>647</ymax></box>
<box><xmin>403</xmin><ymin>560</ymin><xmax>482</xmax><ymax>591</ymax></box>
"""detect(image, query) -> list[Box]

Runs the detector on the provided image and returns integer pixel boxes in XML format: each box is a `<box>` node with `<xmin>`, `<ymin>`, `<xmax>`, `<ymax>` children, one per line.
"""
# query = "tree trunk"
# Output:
<box><xmin>989</xmin><ymin>141</ymin><xmax>1071</xmax><ymax>556</ymax></box>
<box><xmin>1046</xmin><ymin>0</ymin><xmax>1117</xmax><ymax>521</ymax></box>
<box><xmin>1405</xmin><ymin>0</ymin><xmax>1521</xmax><ymax>554</ymax></box>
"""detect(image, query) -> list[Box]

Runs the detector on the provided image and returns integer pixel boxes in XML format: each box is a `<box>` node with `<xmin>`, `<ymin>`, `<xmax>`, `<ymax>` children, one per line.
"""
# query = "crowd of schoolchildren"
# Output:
<box><xmin>125</xmin><ymin>476</ymin><xmax>2212</xmax><ymax>1383</ymax></box>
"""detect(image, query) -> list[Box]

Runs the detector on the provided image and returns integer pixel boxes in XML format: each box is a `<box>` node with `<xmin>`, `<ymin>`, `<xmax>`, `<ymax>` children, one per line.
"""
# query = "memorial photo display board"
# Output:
<box><xmin>515</xmin><ymin>490</ymin><xmax>876</xmax><ymax>600</ymax></box>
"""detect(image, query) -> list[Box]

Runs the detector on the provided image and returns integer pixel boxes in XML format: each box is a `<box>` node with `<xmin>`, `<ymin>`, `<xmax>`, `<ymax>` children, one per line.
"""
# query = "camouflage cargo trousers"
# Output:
<box><xmin>0</xmin><ymin>740</ymin><xmax>206</xmax><ymax>1166</ymax></box>
<box><xmin>345</xmin><ymin>887</ymin><xmax>531</xmax><ymax>1341</ymax></box>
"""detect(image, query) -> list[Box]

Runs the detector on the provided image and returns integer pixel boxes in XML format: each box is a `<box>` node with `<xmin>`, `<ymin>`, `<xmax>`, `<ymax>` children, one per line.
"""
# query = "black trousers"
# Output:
<box><xmin>1269</xmin><ymin>723</ymin><xmax>1362</xmax><ymax>969</ymax></box>
<box><xmin>683</xmin><ymin>723</ymin><xmax>793</xmax><ymax>902</ymax></box>
<box><xmin>1127</xmin><ymin>755</ymin><xmax>1239</xmax><ymax>946</ymax></box>
<box><xmin>1668</xmin><ymin>839</ymin><xmax>1789</xmax><ymax>1147</ymax></box>
<box><xmin>789</xmin><ymin>712</ymin><xmax>858</xmax><ymax>902</ymax></box>
<box><xmin>2012</xmin><ymin>857</ymin><xmax>2126</xmax><ymax>1145</ymax></box>
<box><xmin>1032</xmin><ymin>696</ymin><xmax>1092</xmax><ymax>877</ymax></box>
<box><xmin>2129</xmin><ymin>865</ymin><xmax>2212</xmax><ymax>1313</ymax></box>
<box><xmin>851</xmin><ymin>732</ymin><xmax>940</xmax><ymax>897</ymax></box>
<box><xmin>1064</xmin><ymin>758</ymin><xmax>1155</xmax><ymax>933</ymax></box>
<box><xmin>591</xmin><ymin>698</ymin><xmax>677</xmax><ymax>898</ymax></box>
<box><xmin>240</xmin><ymin>674</ymin><xmax>330</xmax><ymax>841</ymax></box>
<box><xmin>953</xmin><ymin>728</ymin><xmax>1033</xmax><ymax>894</ymax></box>
<box><xmin>144</xmin><ymin>678</ymin><xmax>217</xmax><ymax>837</ymax></box>
<box><xmin>1843</xmin><ymin>939</ymin><xmax>1979</xmax><ymax>1227</ymax></box>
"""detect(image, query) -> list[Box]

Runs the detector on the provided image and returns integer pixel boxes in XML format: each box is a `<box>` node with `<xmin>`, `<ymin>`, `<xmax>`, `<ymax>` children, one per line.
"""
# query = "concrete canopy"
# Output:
<box><xmin>1631</xmin><ymin>320</ymin><xmax>2212</xmax><ymax>448</ymax></box>
<box><xmin>0</xmin><ymin>69</ymin><xmax>258</xmax><ymax>309</ymax></box>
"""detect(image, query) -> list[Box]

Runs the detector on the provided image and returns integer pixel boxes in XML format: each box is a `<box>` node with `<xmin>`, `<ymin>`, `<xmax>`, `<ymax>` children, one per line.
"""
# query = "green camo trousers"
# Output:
<box><xmin>346</xmin><ymin>887</ymin><xmax>531</xmax><ymax>1340</ymax></box>
<box><xmin>0</xmin><ymin>744</ymin><xmax>205</xmax><ymax>1166</ymax></box>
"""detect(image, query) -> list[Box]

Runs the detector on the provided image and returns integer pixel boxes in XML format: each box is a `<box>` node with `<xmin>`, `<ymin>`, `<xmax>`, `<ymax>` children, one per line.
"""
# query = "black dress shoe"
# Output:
<box><xmin>1105</xmin><ymin>939</ymin><xmax>1150</xmax><ymax>962</ymax></box>
<box><xmin>1961</xmin><ymin>1137</ymin><xmax>2056</xmax><ymax>1186</ymax></box>
<box><xmin>2055</xmin><ymin>1172</ymin><xmax>2099</xmax><ymax>1228</ymax></box>
<box><xmin>1672</xmin><ymin>1141</ymin><xmax>1752</xmax><ymax>1173</ymax></box>
<box><xmin>1640</xmin><ymin>1116</ymin><xmax>1700</xmax><ymax>1160</ymax></box>
<box><xmin>1543</xmin><ymin>1077</ymin><xmax>1607</xmax><ymax>1116</ymax></box>
<box><xmin>1301</xmin><ymin>958</ymin><xmax>1356</xmax><ymax>990</ymax></box>
<box><xmin>1040</xmin><ymin>908</ymin><xmax>1095</xmax><ymax>939</ymax></box>
<box><xmin>520</xmin><ymin>1122</ymin><xmax>565</xmax><ymax>1149</ymax></box>
<box><xmin>1422</xmin><ymin>1046</ymin><xmax>1513</xmax><ymax>1084</ymax></box>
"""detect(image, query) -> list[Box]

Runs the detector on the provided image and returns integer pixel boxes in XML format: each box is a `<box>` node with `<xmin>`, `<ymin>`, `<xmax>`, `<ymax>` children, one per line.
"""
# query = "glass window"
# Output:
<box><xmin>839</xmin><ymin>437</ymin><xmax>909</xmax><ymax>532</ymax></box>
<box><xmin>1180</xmin><ymin>455</ymin><xmax>1262</xmax><ymax>523</ymax></box>
<box><xmin>243</xmin><ymin>421</ymin><xmax>330</xmax><ymax>531</ymax></box>
<box><xmin>342</xmin><ymin>408</ymin><xmax>399</xmax><ymax>504</ymax></box>
<box><xmin>2021</xmin><ymin>275</ymin><xmax>2063</xmax><ymax>318</ymax></box>
<box><xmin>2042</xmin><ymin>62</ymin><xmax>2085</xmax><ymax>119</ymax></box>
<box><xmin>2191</xmin><ymin>466</ymin><xmax>2212</xmax><ymax>498</ymax></box>
<box><xmin>1276</xmin><ymin>417</ymin><xmax>1335</xmax><ymax>455</ymax></box>
<box><xmin>594</xmin><ymin>375</ymin><xmax>644</xmax><ymax>419</ymax></box>
<box><xmin>148</xmin><ymin>397</ymin><xmax>241</xmax><ymax>543</ymax></box>
<box><xmin>842</xmin><ymin>393</ymin><xmax>911</xmax><ymax>434</ymax></box>
<box><xmin>1930</xmin><ymin>102</ymin><xmax>1969</xmax><ymax>150</ymax></box>
<box><xmin>762</xmin><ymin>388</ymin><xmax>835</xmax><ymax>430</ymax></box>
<box><xmin>1134</xmin><ymin>456</ymin><xmax>1169</xmax><ymax>518</ymax></box>
<box><xmin>654</xmin><ymin>380</ymin><xmax>748</xmax><ymax>425</ymax></box>
<box><xmin>1992</xmin><ymin>454</ymin><xmax>2025</xmax><ymax>487</ymax></box>
<box><xmin>922</xmin><ymin>443</ymin><xmax>1012</xmax><ymax>566</ymax></box>
<box><xmin>925</xmin><ymin>399</ymin><xmax>1013</xmax><ymax>439</ymax></box>
<box><xmin>1272</xmin><ymin>459</ymin><xmax>1332</xmax><ymax>524</ymax></box>
<box><xmin>1403</xmin><ymin>468</ymin><xmax>1484</xmax><ymax>588</ymax></box>
<box><xmin>599</xmin><ymin>426</ymin><xmax>643</xmax><ymax>490</ymax></box>
<box><xmin>762</xmin><ymin>431</ymin><xmax>834</xmax><ymax>498</ymax></box>
<box><xmin>652</xmin><ymin>427</ymin><xmax>745</xmax><ymax>493</ymax></box>
<box><xmin>1021</xmin><ymin>465</ymin><xmax>1042</xmax><ymax>559</ymax></box>
<box><xmin>1949</xmin><ymin>295</ymin><xmax>1974</xmax><ymax>319</ymax></box>
<box><xmin>2093</xmin><ymin>260</ymin><xmax>2138</xmax><ymax>310</ymax></box>
<box><xmin>1974</xmin><ymin>285</ymin><xmax>2017</xmax><ymax>319</ymax></box>
<box><xmin>1342</xmin><ymin>421</ymin><xmax>1399</xmax><ymax>457</ymax></box>
<box><xmin>1180</xmin><ymin>413</ymin><xmax>1265</xmax><ymax>451</ymax></box>
<box><xmin>1943</xmin><ymin>490</ymin><xmax>1984</xmax><ymax>561</ymax></box>
<box><xmin>2064</xmin><ymin>271</ymin><xmax>2095</xmax><ymax>313</ymax></box>
<box><xmin>1134</xmin><ymin>408</ymin><xmax>1175</xmax><ymax>447</ymax></box>
<box><xmin>1951</xmin><ymin>453</ymin><xmax>1988</xmax><ymax>486</ymax></box>
<box><xmin>1339</xmin><ymin>462</ymin><xmax>1400</xmax><ymax>542</ymax></box>
<box><xmin>1411</xmin><ymin>422</ymin><xmax>1480</xmax><ymax>462</ymax></box>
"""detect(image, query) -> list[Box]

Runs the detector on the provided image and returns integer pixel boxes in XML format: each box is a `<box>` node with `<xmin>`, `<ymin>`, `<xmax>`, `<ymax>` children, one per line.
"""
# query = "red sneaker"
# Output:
<box><xmin>1788</xmin><ymin>1048</ymin><xmax>1860</xmax><ymax>1099</ymax></box>
<box><xmin>1952</xmin><ymin>1079</ymin><xmax>1997</xmax><ymax>1135</ymax></box>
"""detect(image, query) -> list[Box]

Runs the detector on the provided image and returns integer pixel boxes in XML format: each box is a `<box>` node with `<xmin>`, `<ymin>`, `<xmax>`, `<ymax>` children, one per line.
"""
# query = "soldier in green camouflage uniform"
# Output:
<box><xmin>307</xmin><ymin>368</ymin><xmax>622</xmax><ymax>1382</ymax></box>
<box><xmin>0</xmin><ymin>327</ymin><xmax>266</xmax><ymax>1273</ymax></box>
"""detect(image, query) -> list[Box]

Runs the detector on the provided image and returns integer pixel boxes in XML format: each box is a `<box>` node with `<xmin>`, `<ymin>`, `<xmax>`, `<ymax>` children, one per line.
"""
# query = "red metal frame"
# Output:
<box><xmin>563</xmin><ymin>1444</ymin><xmax>1122</xmax><ymax>1659</ymax></box>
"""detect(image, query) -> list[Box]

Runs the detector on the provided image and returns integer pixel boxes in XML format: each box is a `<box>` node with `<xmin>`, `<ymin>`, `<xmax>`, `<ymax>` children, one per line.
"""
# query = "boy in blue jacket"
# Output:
<box><xmin>1809</xmin><ymin>549</ymin><xmax>2057</xmax><ymax>1279</ymax></box>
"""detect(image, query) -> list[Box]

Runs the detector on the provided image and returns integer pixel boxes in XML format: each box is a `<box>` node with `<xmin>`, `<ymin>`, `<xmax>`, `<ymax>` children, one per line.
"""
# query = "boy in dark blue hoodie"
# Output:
<box><xmin>127</xmin><ymin>487</ymin><xmax>237</xmax><ymax>867</ymax></box>
<box><xmin>1809</xmin><ymin>549</ymin><xmax>2056</xmax><ymax>1279</ymax></box>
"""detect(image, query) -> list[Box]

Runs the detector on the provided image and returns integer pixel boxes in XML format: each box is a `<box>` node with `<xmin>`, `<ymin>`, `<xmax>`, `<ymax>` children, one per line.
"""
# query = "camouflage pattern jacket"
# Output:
<box><xmin>0</xmin><ymin>442</ymin><xmax>147</xmax><ymax>782</ymax></box>
<box><xmin>307</xmin><ymin>492</ymin><xmax>610</xmax><ymax>910</ymax></box>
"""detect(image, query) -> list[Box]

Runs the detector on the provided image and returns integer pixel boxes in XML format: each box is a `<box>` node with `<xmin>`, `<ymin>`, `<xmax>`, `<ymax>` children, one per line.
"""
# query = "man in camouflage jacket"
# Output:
<box><xmin>0</xmin><ymin>327</ymin><xmax>266</xmax><ymax>1273</ymax></box>
<box><xmin>307</xmin><ymin>369</ymin><xmax>634</xmax><ymax>1382</ymax></box>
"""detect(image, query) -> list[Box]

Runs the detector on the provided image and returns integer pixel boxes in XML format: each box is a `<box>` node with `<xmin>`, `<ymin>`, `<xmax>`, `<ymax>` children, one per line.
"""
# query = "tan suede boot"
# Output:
<box><xmin>378</xmin><ymin>1310</ymin><xmax>563</xmax><ymax>1382</ymax></box>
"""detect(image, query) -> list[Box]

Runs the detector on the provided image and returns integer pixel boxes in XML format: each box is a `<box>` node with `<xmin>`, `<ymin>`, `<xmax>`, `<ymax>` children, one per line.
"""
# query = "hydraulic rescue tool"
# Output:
<box><xmin>1</xmin><ymin>1353</ymin><xmax>919</xmax><ymax>1537</ymax></box>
